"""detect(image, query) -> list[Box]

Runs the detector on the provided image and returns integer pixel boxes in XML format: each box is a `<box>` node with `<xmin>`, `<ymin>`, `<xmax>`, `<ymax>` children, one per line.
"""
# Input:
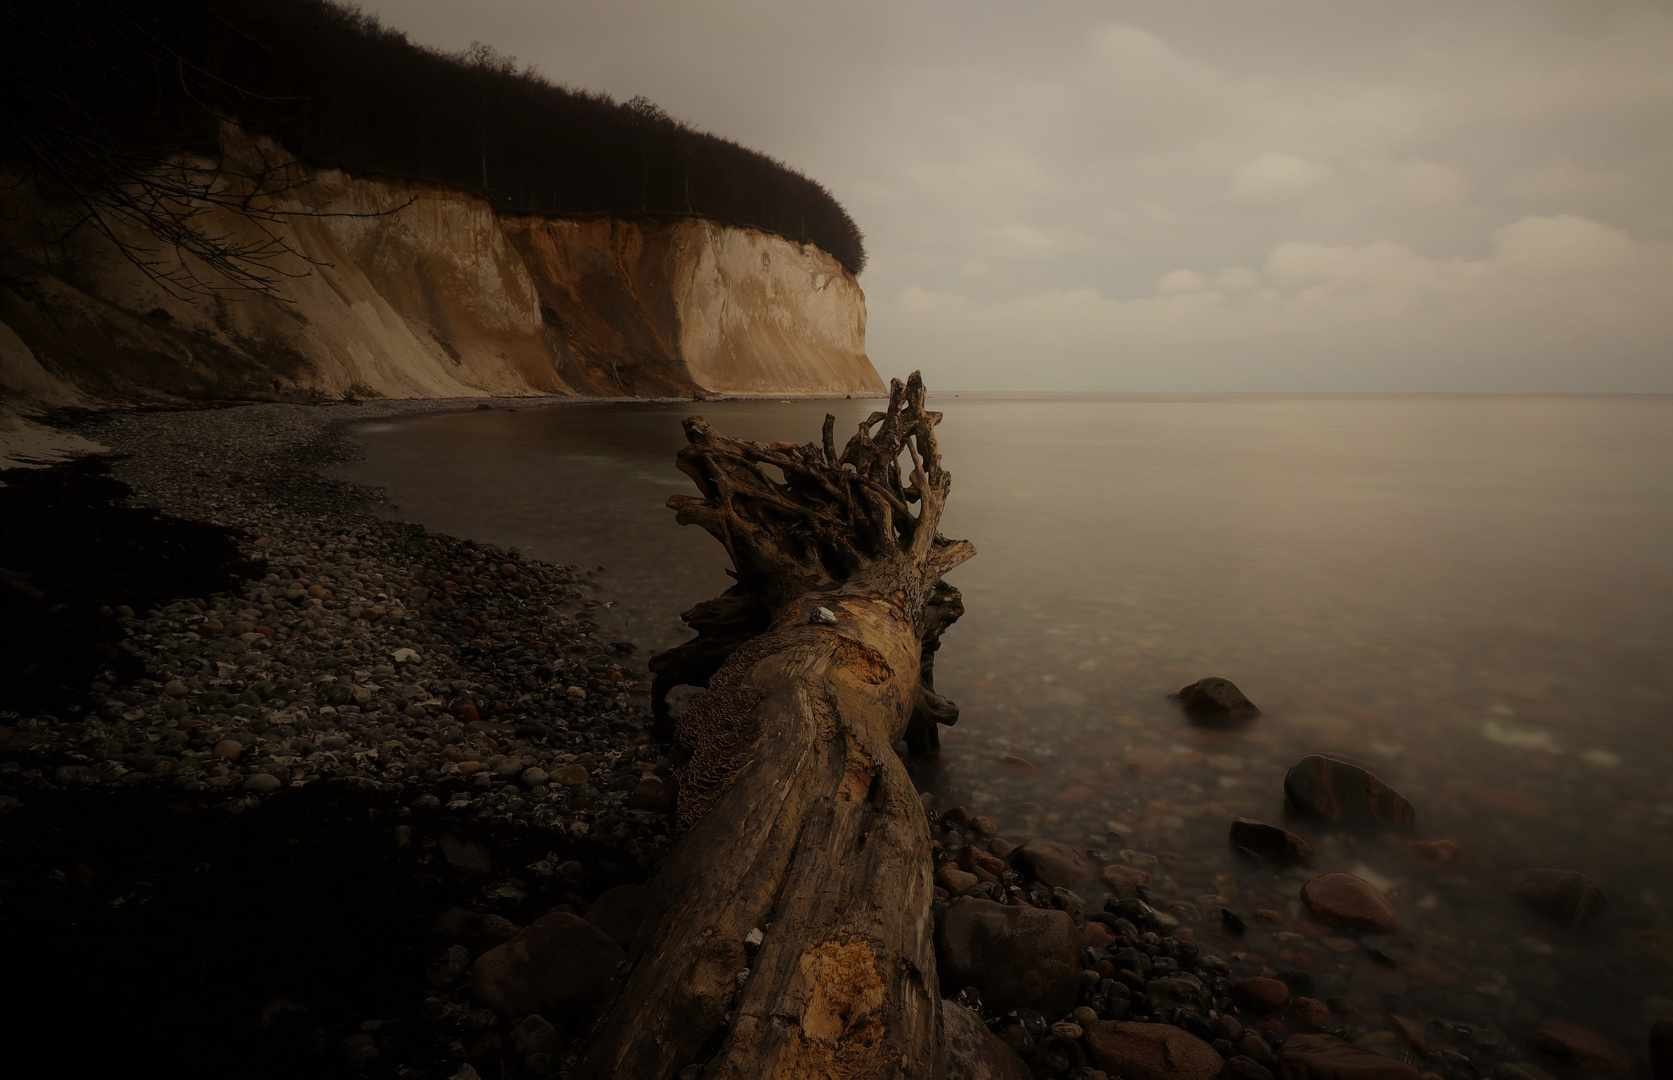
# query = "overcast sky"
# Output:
<box><xmin>369</xmin><ymin>0</ymin><xmax>1673</xmax><ymax>391</ymax></box>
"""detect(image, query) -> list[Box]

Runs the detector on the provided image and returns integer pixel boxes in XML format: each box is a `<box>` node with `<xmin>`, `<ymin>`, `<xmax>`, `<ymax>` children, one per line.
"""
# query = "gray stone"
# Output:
<box><xmin>937</xmin><ymin>897</ymin><xmax>1082</xmax><ymax>1016</ymax></box>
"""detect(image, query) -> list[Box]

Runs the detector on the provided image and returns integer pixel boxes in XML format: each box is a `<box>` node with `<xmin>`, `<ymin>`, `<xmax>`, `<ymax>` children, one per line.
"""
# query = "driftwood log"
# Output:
<box><xmin>575</xmin><ymin>374</ymin><xmax>986</xmax><ymax>1079</ymax></box>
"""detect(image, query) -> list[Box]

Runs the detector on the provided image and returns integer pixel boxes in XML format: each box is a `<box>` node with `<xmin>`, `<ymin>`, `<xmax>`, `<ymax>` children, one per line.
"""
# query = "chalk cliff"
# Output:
<box><xmin>0</xmin><ymin>136</ymin><xmax>882</xmax><ymax>412</ymax></box>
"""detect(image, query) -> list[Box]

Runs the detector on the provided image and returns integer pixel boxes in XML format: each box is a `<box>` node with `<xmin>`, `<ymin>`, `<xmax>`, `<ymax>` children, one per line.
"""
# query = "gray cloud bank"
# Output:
<box><xmin>369</xmin><ymin>0</ymin><xmax>1673</xmax><ymax>390</ymax></box>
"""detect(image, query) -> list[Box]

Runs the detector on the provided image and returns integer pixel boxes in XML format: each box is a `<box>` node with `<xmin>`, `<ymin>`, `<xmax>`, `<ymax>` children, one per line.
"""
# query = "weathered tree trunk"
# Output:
<box><xmin>576</xmin><ymin>374</ymin><xmax>979</xmax><ymax>1079</ymax></box>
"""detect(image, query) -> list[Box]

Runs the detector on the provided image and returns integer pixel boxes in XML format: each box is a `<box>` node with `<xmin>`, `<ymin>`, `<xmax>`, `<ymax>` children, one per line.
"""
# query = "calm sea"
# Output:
<box><xmin>341</xmin><ymin>393</ymin><xmax>1673</xmax><ymax>1048</ymax></box>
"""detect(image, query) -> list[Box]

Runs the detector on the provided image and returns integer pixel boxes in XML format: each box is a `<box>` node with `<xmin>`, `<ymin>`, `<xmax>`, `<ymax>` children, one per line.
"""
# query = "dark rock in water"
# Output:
<box><xmin>1229</xmin><ymin>818</ymin><xmax>1315</xmax><ymax>863</ymax></box>
<box><xmin>469</xmin><ymin>912</ymin><xmax>623</xmax><ymax>1020</ymax></box>
<box><xmin>1283</xmin><ymin>755</ymin><xmax>1414</xmax><ymax>831</ymax></box>
<box><xmin>1650</xmin><ymin>1017</ymin><xmax>1673</xmax><ymax>1080</ymax></box>
<box><xmin>1528</xmin><ymin>1019</ymin><xmax>1634</xmax><ymax>1076</ymax></box>
<box><xmin>1239</xmin><ymin>1034</ymin><xmax>1278</xmax><ymax>1071</ymax></box>
<box><xmin>1101</xmin><ymin>863</ymin><xmax>1152</xmax><ymax>897</ymax></box>
<box><xmin>1300</xmin><ymin>874</ymin><xmax>1398</xmax><ymax>932</ymax></box>
<box><xmin>1170</xmin><ymin>677</ymin><xmax>1260</xmax><ymax>724</ymax></box>
<box><xmin>942</xmin><ymin>1001</ymin><xmax>1033</xmax><ymax>1080</ymax></box>
<box><xmin>1506</xmin><ymin>869</ymin><xmax>1606</xmax><ymax>929</ymax></box>
<box><xmin>1234</xmin><ymin>977</ymin><xmax>1290</xmax><ymax>1013</ymax></box>
<box><xmin>583</xmin><ymin>883</ymin><xmax>649</xmax><ymax>952</ymax></box>
<box><xmin>1086</xmin><ymin>1021</ymin><xmax>1225</xmax><ymax>1080</ymax></box>
<box><xmin>1225</xmin><ymin>1055</ymin><xmax>1276</xmax><ymax>1080</ymax></box>
<box><xmin>936</xmin><ymin>897</ymin><xmax>1082</xmax><ymax>1016</ymax></box>
<box><xmin>1279</xmin><ymin>1034</ymin><xmax>1423</xmax><ymax>1080</ymax></box>
<box><xmin>1014</xmin><ymin>838</ymin><xmax>1098</xmax><ymax>889</ymax></box>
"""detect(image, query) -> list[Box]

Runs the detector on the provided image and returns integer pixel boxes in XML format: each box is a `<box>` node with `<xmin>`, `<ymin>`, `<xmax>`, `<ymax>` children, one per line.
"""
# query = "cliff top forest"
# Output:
<box><xmin>0</xmin><ymin>0</ymin><xmax>867</xmax><ymax>276</ymax></box>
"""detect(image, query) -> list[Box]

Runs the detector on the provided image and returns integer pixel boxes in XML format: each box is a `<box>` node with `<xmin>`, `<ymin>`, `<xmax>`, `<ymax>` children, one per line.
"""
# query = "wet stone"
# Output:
<box><xmin>1169</xmin><ymin>677</ymin><xmax>1260</xmax><ymax>724</ymax></box>
<box><xmin>1229</xmin><ymin>818</ymin><xmax>1314</xmax><ymax>864</ymax></box>
<box><xmin>1300</xmin><ymin>873</ymin><xmax>1398</xmax><ymax>932</ymax></box>
<box><xmin>1527</xmin><ymin>1019</ymin><xmax>1634</xmax><ymax>1076</ymax></box>
<box><xmin>1280</xmin><ymin>1034</ymin><xmax>1423</xmax><ymax>1080</ymax></box>
<box><xmin>1014</xmin><ymin>838</ymin><xmax>1097</xmax><ymax>890</ymax></box>
<box><xmin>1084</xmin><ymin>1021</ymin><xmax>1225</xmax><ymax>1080</ymax></box>
<box><xmin>1235</xmin><ymin>977</ymin><xmax>1291</xmax><ymax>1013</ymax></box>
<box><xmin>1506</xmin><ymin>870</ymin><xmax>1606</xmax><ymax>929</ymax></box>
<box><xmin>936</xmin><ymin>897</ymin><xmax>1082</xmax><ymax>1016</ymax></box>
<box><xmin>1283</xmin><ymin>755</ymin><xmax>1414</xmax><ymax>831</ymax></box>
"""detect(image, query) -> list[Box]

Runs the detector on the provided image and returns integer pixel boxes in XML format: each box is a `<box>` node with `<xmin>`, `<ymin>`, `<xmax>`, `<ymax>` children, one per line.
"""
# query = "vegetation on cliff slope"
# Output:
<box><xmin>0</xmin><ymin>0</ymin><xmax>867</xmax><ymax>278</ymax></box>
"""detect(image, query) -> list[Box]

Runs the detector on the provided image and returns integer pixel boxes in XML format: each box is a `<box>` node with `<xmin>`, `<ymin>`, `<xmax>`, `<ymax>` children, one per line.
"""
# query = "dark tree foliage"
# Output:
<box><xmin>0</xmin><ymin>0</ymin><xmax>867</xmax><ymax>277</ymax></box>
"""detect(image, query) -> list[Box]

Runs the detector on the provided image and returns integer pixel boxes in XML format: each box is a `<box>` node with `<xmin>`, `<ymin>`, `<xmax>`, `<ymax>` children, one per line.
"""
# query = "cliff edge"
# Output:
<box><xmin>0</xmin><ymin>137</ymin><xmax>883</xmax><ymax>412</ymax></box>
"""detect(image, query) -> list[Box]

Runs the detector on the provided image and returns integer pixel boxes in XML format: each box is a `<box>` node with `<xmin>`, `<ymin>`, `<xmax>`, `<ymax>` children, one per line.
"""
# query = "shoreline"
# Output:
<box><xmin>0</xmin><ymin>400</ymin><xmax>680</xmax><ymax>1076</ymax></box>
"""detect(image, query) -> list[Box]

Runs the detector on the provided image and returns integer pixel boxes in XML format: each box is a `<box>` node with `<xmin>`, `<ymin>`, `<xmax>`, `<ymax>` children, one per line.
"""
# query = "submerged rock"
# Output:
<box><xmin>1084</xmin><ymin>1021</ymin><xmax>1224</xmax><ymax>1080</ymax></box>
<box><xmin>1283</xmin><ymin>755</ymin><xmax>1414</xmax><ymax>831</ymax></box>
<box><xmin>1169</xmin><ymin>677</ymin><xmax>1260</xmax><ymax>724</ymax></box>
<box><xmin>936</xmin><ymin>897</ymin><xmax>1082</xmax><ymax>1016</ymax></box>
<box><xmin>1229</xmin><ymin>817</ymin><xmax>1315</xmax><ymax>863</ymax></box>
<box><xmin>1301</xmin><ymin>873</ymin><xmax>1398</xmax><ymax>932</ymax></box>
<box><xmin>1528</xmin><ymin>1019</ymin><xmax>1634</xmax><ymax>1076</ymax></box>
<box><xmin>1506</xmin><ymin>869</ymin><xmax>1605</xmax><ymax>929</ymax></box>
<box><xmin>1013</xmin><ymin>838</ymin><xmax>1098</xmax><ymax>889</ymax></box>
<box><xmin>1279</xmin><ymin>1033</ymin><xmax>1423</xmax><ymax>1080</ymax></box>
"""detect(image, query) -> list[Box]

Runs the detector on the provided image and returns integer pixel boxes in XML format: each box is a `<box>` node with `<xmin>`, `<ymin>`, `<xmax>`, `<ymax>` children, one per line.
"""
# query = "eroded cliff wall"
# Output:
<box><xmin>0</xmin><ymin>135</ymin><xmax>882</xmax><ymax>411</ymax></box>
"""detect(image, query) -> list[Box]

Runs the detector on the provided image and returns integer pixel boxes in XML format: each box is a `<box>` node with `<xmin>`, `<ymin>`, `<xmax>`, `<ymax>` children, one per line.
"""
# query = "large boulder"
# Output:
<box><xmin>1280</xmin><ymin>1035</ymin><xmax>1422</xmax><ymax>1080</ymax></box>
<box><xmin>1013</xmin><ymin>839</ymin><xmax>1097</xmax><ymax>889</ymax></box>
<box><xmin>943</xmin><ymin>1000</ymin><xmax>1033</xmax><ymax>1080</ymax></box>
<box><xmin>584</xmin><ymin>883</ymin><xmax>649</xmax><ymax>952</ymax></box>
<box><xmin>1528</xmin><ymin>1019</ymin><xmax>1635</xmax><ymax>1076</ymax></box>
<box><xmin>1229</xmin><ymin>818</ymin><xmax>1315</xmax><ymax>863</ymax></box>
<box><xmin>469</xmin><ymin>912</ymin><xmax>624</xmax><ymax>1020</ymax></box>
<box><xmin>1169</xmin><ymin>677</ymin><xmax>1261</xmax><ymax>724</ymax></box>
<box><xmin>1084</xmin><ymin>1021</ymin><xmax>1224</xmax><ymax>1080</ymax></box>
<box><xmin>1284</xmin><ymin>756</ymin><xmax>1414</xmax><ymax>831</ymax></box>
<box><xmin>1506</xmin><ymin>870</ymin><xmax>1605</xmax><ymax>929</ymax></box>
<box><xmin>1300</xmin><ymin>874</ymin><xmax>1398</xmax><ymax>932</ymax></box>
<box><xmin>937</xmin><ymin>898</ymin><xmax>1082</xmax><ymax>1016</ymax></box>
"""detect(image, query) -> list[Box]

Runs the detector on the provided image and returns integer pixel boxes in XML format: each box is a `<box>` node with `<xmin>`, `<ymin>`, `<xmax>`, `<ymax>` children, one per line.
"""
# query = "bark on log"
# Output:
<box><xmin>575</xmin><ymin>373</ymin><xmax>981</xmax><ymax>1079</ymax></box>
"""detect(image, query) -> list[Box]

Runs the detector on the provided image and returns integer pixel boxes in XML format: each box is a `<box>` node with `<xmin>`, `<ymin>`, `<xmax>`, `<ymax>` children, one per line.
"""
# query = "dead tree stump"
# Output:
<box><xmin>575</xmin><ymin>373</ymin><xmax>985</xmax><ymax>1079</ymax></box>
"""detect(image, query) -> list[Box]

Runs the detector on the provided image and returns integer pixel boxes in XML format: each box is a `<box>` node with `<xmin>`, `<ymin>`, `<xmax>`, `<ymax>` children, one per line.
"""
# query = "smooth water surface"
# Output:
<box><xmin>342</xmin><ymin>394</ymin><xmax>1673</xmax><ymax>1048</ymax></box>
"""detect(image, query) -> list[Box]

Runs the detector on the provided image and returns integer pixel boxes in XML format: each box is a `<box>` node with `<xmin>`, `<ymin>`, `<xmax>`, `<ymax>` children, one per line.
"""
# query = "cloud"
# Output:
<box><xmin>1232</xmin><ymin>153</ymin><xmax>1334</xmax><ymax>198</ymax></box>
<box><xmin>1491</xmin><ymin>214</ymin><xmax>1636</xmax><ymax>278</ymax></box>
<box><xmin>875</xmin><ymin>215</ymin><xmax>1673</xmax><ymax>390</ymax></box>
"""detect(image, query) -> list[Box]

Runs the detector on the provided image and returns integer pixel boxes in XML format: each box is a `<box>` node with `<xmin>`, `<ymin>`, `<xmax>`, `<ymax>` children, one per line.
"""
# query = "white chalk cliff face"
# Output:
<box><xmin>0</xmin><ymin>132</ymin><xmax>882</xmax><ymax>410</ymax></box>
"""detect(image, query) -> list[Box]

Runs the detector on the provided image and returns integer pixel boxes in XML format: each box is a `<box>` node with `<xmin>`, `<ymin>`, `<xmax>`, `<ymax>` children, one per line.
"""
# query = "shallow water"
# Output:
<box><xmin>342</xmin><ymin>393</ymin><xmax>1673</xmax><ymax>1053</ymax></box>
